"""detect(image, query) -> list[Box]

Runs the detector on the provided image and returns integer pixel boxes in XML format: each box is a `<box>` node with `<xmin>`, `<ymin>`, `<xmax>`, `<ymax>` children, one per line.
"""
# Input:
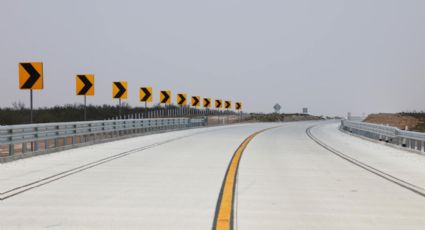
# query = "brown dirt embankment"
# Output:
<box><xmin>363</xmin><ymin>113</ymin><xmax>420</xmax><ymax>131</ymax></box>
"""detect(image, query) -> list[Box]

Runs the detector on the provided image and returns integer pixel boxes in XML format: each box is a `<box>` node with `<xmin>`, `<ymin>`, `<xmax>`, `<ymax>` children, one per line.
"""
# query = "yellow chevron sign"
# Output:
<box><xmin>160</xmin><ymin>90</ymin><xmax>171</xmax><ymax>104</ymax></box>
<box><xmin>177</xmin><ymin>93</ymin><xmax>187</xmax><ymax>106</ymax></box>
<box><xmin>140</xmin><ymin>87</ymin><xmax>153</xmax><ymax>102</ymax></box>
<box><xmin>76</xmin><ymin>75</ymin><xmax>94</xmax><ymax>96</ymax></box>
<box><xmin>191</xmin><ymin>96</ymin><xmax>200</xmax><ymax>107</ymax></box>
<box><xmin>235</xmin><ymin>102</ymin><xmax>242</xmax><ymax>110</ymax></box>
<box><xmin>19</xmin><ymin>62</ymin><xmax>43</xmax><ymax>90</ymax></box>
<box><xmin>112</xmin><ymin>81</ymin><xmax>128</xmax><ymax>99</ymax></box>
<box><xmin>215</xmin><ymin>99</ymin><xmax>223</xmax><ymax>109</ymax></box>
<box><xmin>225</xmin><ymin>101</ymin><xmax>232</xmax><ymax>109</ymax></box>
<box><xmin>203</xmin><ymin>98</ymin><xmax>211</xmax><ymax>108</ymax></box>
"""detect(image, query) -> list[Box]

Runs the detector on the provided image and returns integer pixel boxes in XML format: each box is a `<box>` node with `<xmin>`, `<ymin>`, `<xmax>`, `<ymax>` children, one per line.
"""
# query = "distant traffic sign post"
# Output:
<box><xmin>235</xmin><ymin>102</ymin><xmax>242</xmax><ymax>111</ymax></box>
<box><xmin>76</xmin><ymin>74</ymin><xmax>94</xmax><ymax>121</ymax></box>
<box><xmin>177</xmin><ymin>93</ymin><xmax>187</xmax><ymax>115</ymax></box>
<box><xmin>177</xmin><ymin>93</ymin><xmax>187</xmax><ymax>107</ymax></box>
<box><xmin>140</xmin><ymin>87</ymin><xmax>153</xmax><ymax>108</ymax></box>
<box><xmin>19</xmin><ymin>62</ymin><xmax>43</xmax><ymax>124</ymax></box>
<box><xmin>191</xmin><ymin>96</ymin><xmax>200</xmax><ymax>116</ymax></box>
<box><xmin>215</xmin><ymin>99</ymin><xmax>222</xmax><ymax>111</ymax></box>
<box><xmin>160</xmin><ymin>90</ymin><xmax>171</xmax><ymax>106</ymax></box>
<box><xmin>235</xmin><ymin>102</ymin><xmax>243</xmax><ymax>121</ymax></box>
<box><xmin>203</xmin><ymin>98</ymin><xmax>211</xmax><ymax>108</ymax></box>
<box><xmin>274</xmin><ymin>103</ymin><xmax>281</xmax><ymax>113</ymax></box>
<box><xmin>203</xmin><ymin>98</ymin><xmax>211</xmax><ymax>115</ymax></box>
<box><xmin>225</xmin><ymin>101</ymin><xmax>232</xmax><ymax>110</ymax></box>
<box><xmin>191</xmin><ymin>96</ymin><xmax>200</xmax><ymax>107</ymax></box>
<box><xmin>112</xmin><ymin>81</ymin><xmax>128</xmax><ymax>117</ymax></box>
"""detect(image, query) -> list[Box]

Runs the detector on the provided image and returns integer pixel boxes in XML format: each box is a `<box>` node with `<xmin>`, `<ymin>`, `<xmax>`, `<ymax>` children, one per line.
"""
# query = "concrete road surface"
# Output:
<box><xmin>0</xmin><ymin>121</ymin><xmax>424</xmax><ymax>229</ymax></box>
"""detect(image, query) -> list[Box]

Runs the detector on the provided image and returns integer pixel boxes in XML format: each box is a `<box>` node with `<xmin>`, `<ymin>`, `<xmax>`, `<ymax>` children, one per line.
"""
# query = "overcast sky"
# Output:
<box><xmin>1</xmin><ymin>0</ymin><xmax>424</xmax><ymax>116</ymax></box>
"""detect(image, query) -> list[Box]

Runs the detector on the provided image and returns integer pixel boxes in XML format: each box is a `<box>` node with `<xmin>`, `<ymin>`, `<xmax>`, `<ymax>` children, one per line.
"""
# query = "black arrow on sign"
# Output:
<box><xmin>161</xmin><ymin>91</ymin><xmax>170</xmax><ymax>103</ymax></box>
<box><xmin>204</xmin><ymin>99</ymin><xmax>211</xmax><ymax>107</ymax></box>
<box><xmin>178</xmin><ymin>94</ymin><xmax>186</xmax><ymax>105</ymax></box>
<box><xmin>236</xmin><ymin>103</ymin><xmax>241</xmax><ymax>110</ymax></box>
<box><xmin>225</xmin><ymin>101</ymin><xmax>231</xmax><ymax>108</ymax></box>
<box><xmin>21</xmin><ymin>63</ymin><xmax>41</xmax><ymax>89</ymax></box>
<box><xmin>77</xmin><ymin>75</ymin><xmax>93</xmax><ymax>95</ymax></box>
<box><xmin>141</xmin><ymin>88</ymin><xmax>151</xmax><ymax>101</ymax></box>
<box><xmin>192</xmin><ymin>97</ymin><xmax>200</xmax><ymax>106</ymax></box>
<box><xmin>216</xmin><ymin>100</ymin><xmax>222</xmax><ymax>108</ymax></box>
<box><xmin>114</xmin><ymin>82</ymin><xmax>126</xmax><ymax>98</ymax></box>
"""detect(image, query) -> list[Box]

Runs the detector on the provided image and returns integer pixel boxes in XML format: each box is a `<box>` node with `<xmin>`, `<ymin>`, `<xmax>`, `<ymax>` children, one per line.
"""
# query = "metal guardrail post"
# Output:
<box><xmin>114</xmin><ymin>120</ymin><xmax>118</xmax><ymax>137</ymax></box>
<box><xmin>118</xmin><ymin>121</ymin><xmax>122</xmax><ymax>136</ymax></box>
<box><xmin>416</xmin><ymin>140</ymin><xmax>421</xmax><ymax>151</ymax></box>
<box><xmin>22</xmin><ymin>142</ymin><xmax>27</xmax><ymax>154</ymax></box>
<box><xmin>8</xmin><ymin>128</ymin><xmax>14</xmax><ymax>156</ymax></box>
<box><xmin>34</xmin><ymin>127</ymin><xmax>39</xmax><ymax>151</ymax></box>
<box><xmin>64</xmin><ymin>131</ymin><xmax>69</xmax><ymax>146</ymax></box>
<box><xmin>8</xmin><ymin>144</ymin><xmax>14</xmax><ymax>156</ymax></box>
<box><xmin>54</xmin><ymin>125</ymin><xmax>59</xmax><ymax>148</ymax></box>
<box><xmin>72</xmin><ymin>124</ymin><xmax>77</xmax><ymax>145</ymax></box>
<box><xmin>402</xmin><ymin>138</ymin><xmax>407</xmax><ymax>147</ymax></box>
<box><xmin>44</xmin><ymin>139</ymin><xmax>48</xmax><ymax>150</ymax></box>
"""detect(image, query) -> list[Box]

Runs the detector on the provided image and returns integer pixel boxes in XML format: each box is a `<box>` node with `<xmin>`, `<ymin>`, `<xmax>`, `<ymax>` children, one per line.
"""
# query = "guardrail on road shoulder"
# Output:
<box><xmin>340</xmin><ymin>120</ymin><xmax>425</xmax><ymax>153</ymax></box>
<box><xmin>0</xmin><ymin>117</ymin><xmax>207</xmax><ymax>163</ymax></box>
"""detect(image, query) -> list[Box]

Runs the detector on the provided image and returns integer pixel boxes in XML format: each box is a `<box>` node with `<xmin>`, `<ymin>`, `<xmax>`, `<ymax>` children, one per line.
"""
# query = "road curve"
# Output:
<box><xmin>0</xmin><ymin>121</ymin><xmax>424</xmax><ymax>230</ymax></box>
<box><xmin>237</xmin><ymin>121</ymin><xmax>425</xmax><ymax>230</ymax></box>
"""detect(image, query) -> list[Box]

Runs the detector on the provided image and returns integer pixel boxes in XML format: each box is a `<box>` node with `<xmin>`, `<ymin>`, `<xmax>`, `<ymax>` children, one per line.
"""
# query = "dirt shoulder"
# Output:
<box><xmin>364</xmin><ymin>113</ymin><xmax>425</xmax><ymax>132</ymax></box>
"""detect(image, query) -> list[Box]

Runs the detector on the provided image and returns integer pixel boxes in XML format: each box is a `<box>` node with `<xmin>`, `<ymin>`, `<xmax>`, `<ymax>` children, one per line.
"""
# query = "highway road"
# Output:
<box><xmin>1</xmin><ymin>121</ymin><xmax>424</xmax><ymax>229</ymax></box>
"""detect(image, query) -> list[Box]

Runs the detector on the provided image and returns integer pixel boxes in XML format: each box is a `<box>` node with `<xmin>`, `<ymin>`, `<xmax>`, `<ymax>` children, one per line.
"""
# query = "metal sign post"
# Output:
<box><xmin>140</xmin><ymin>87</ymin><xmax>152</xmax><ymax>114</ymax></box>
<box><xmin>19</xmin><ymin>62</ymin><xmax>43</xmax><ymax>123</ymax></box>
<box><xmin>274</xmin><ymin>103</ymin><xmax>281</xmax><ymax>113</ymax></box>
<box><xmin>84</xmin><ymin>95</ymin><xmax>87</xmax><ymax>121</ymax></box>
<box><xmin>119</xmin><ymin>98</ymin><xmax>122</xmax><ymax>118</ymax></box>
<box><xmin>30</xmin><ymin>89</ymin><xmax>33</xmax><ymax>123</ymax></box>
<box><xmin>112</xmin><ymin>81</ymin><xmax>128</xmax><ymax>119</ymax></box>
<box><xmin>76</xmin><ymin>74</ymin><xmax>94</xmax><ymax>121</ymax></box>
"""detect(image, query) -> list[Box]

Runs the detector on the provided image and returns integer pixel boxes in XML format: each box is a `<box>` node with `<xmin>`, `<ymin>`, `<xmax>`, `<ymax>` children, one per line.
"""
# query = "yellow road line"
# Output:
<box><xmin>212</xmin><ymin>127</ymin><xmax>275</xmax><ymax>230</ymax></box>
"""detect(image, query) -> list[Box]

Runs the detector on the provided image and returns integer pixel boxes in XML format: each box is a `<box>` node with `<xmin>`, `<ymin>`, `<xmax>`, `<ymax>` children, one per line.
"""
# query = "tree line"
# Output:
<box><xmin>0</xmin><ymin>102</ymin><xmax>236</xmax><ymax>125</ymax></box>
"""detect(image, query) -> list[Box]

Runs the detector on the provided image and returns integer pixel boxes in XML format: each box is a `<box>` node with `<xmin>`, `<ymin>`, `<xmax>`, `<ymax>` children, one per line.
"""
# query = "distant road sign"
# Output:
<box><xmin>235</xmin><ymin>102</ymin><xmax>242</xmax><ymax>110</ymax></box>
<box><xmin>215</xmin><ymin>100</ymin><xmax>222</xmax><ymax>109</ymax></box>
<box><xmin>112</xmin><ymin>81</ymin><xmax>128</xmax><ymax>99</ymax></box>
<box><xmin>225</xmin><ymin>101</ymin><xmax>231</xmax><ymax>109</ymax></box>
<box><xmin>203</xmin><ymin>98</ymin><xmax>211</xmax><ymax>108</ymax></box>
<box><xmin>177</xmin><ymin>93</ymin><xmax>187</xmax><ymax>106</ymax></box>
<box><xmin>19</xmin><ymin>62</ymin><xmax>43</xmax><ymax>90</ymax></box>
<box><xmin>140</xmin><ymin>87</ymin><xmax>153</xmax><ymax>102</ymax></box>
<box><xmin>76</xmin><ymin>75</ymin><xmax>94</xmax><ymax>96</ymax></box>
<box><xmin>160</xmin><ymin>90</ymin><xmax>171</xmax><ymax>104</ymax></box>
<box><xmin>274</xmin><ymin>103</ymin><xmax>281</xmax><ymax>113</ymax></box>
<box><xmin>192</xmin><ymin>96</ymin><xmax>200</xmax><ymax>107</ymax></box>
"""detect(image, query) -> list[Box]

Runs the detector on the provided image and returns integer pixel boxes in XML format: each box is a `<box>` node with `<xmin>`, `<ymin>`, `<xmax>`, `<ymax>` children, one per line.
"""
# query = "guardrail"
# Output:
<box><xmin>0</xmin><ymin>117</ymin><xmax>206</xmax><ymax>163</ymax></box>
<box><xmin>340</xmin><ymin>120</ymin><xmax>425</xmax><ymax>152</ymax></box>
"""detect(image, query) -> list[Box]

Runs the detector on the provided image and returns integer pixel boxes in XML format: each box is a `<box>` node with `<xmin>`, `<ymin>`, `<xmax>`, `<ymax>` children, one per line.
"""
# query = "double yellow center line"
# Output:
<box><xmin>212</xmin><ymin>127</ymin><xmax>275</xmax><ymax>230</ymax></box>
